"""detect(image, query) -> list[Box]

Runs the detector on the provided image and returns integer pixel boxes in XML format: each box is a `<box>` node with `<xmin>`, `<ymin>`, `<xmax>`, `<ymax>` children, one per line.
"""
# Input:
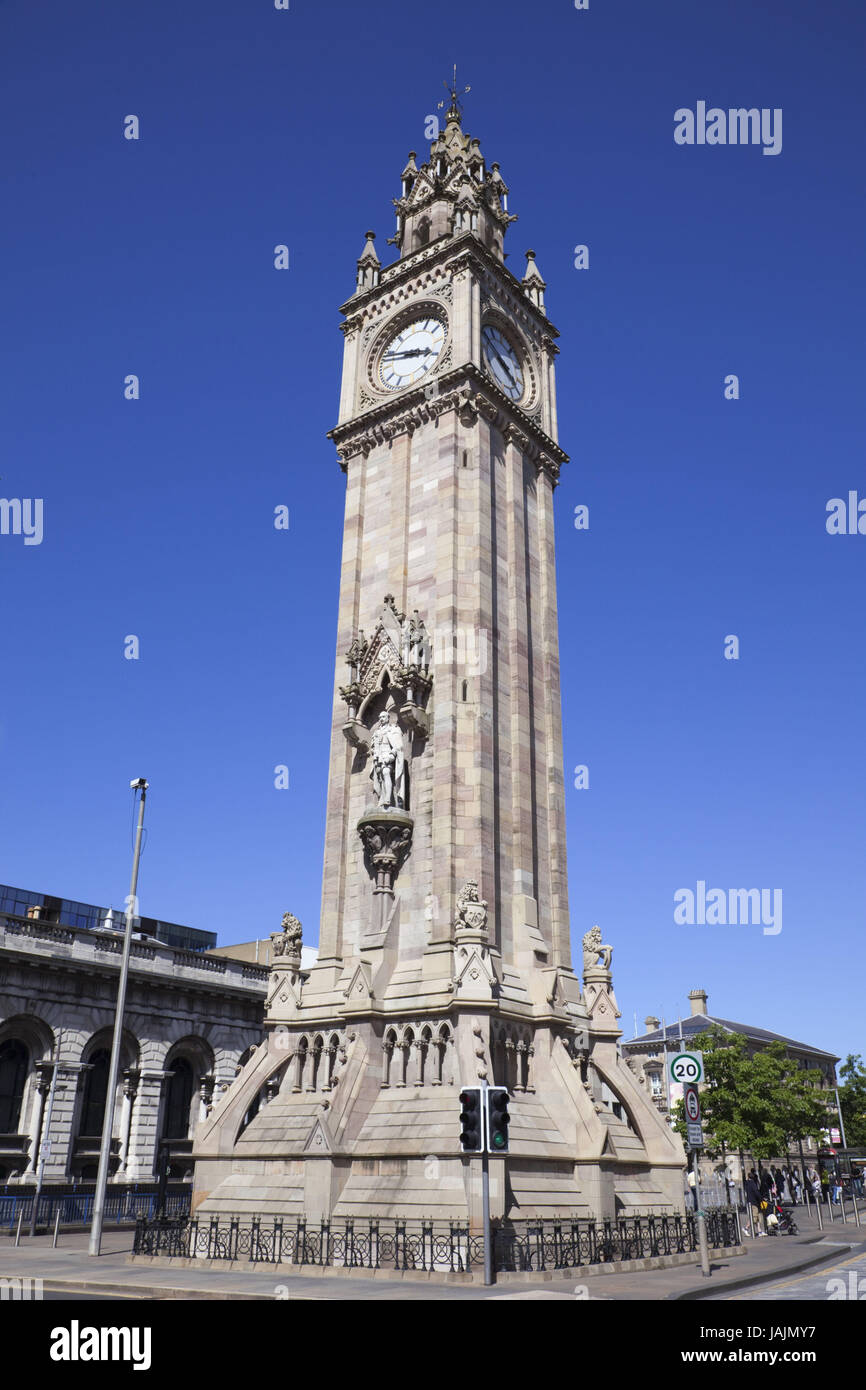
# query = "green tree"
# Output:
<box><xmin>838</xmin><ymin>1054</ymin><xmax>866</xmax><ymax>1147</ymax></box>
<box><xmin>671</xmin><ymin>1025</ymin><xmax>831</xmax><ymax>1163</ymax></box>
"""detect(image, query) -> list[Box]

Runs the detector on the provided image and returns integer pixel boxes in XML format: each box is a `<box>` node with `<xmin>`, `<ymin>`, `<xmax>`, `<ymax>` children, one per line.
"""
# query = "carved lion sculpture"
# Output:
<box><xmin>272</xmin><ymin>912</ymin><xmax>303</xmax><ymax>961</ymax></box>
<box><xmin>582</xmin><ymin>924</ymin><xmax>613</xmax><ymax>972</ymax></box>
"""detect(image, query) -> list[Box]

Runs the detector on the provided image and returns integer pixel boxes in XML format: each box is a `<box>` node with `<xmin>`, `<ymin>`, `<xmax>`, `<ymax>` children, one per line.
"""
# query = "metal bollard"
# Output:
<box><xmin>52</xmin><ymin>1209</ymin><xmax>61</xmax><ymax>1248</ymax></box>
<box><xmin>14</xmin><ymin>1209</ymin><xmax>23</xmax><ymax>1246</ymax></box>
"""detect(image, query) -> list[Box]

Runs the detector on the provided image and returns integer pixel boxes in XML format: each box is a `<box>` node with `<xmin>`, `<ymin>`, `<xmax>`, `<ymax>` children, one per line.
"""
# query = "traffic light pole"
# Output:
<box><xmin>482</xmin><ymin>1147</ymin><xmax>492</xmax><ymax>1287</ymax></box>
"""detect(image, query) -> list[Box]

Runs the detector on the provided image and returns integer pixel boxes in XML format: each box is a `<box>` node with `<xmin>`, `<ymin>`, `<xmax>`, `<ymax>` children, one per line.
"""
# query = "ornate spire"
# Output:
<box><xmin>385</xmin><ymin>80</ymin><xmax>518</xmax><ymax>265</ymax></box>
<box><xmin>437</xmin><ymin>63</ymin><xmax>470</xmax><ymax>127</ymax></box>
<box><xmin>355</xmin><ymin>230</ymin><xmax>380</xmax><ymax>291</ymax></box>
<box><xmin>522</xmin><ymin>249</ymin><xmax>546</xmax><ymax>314</ymax></box>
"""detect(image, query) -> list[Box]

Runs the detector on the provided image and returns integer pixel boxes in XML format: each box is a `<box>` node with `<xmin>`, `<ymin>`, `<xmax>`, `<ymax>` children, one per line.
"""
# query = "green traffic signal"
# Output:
<box><xmin>486</xmin><ymin>1087</ymin><xmax>510</xmax><ymax>1154</ymax></box>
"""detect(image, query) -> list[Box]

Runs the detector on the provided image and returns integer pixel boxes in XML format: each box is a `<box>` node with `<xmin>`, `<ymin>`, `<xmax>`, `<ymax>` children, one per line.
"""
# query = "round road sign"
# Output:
<box><xmin>685</xmin><ymin>1088</ymin><xmax>700</xmax><ymax>1122</ymax></box>
<box><xmin>670</xmin><ymin>1053</ymin><xmax>703</xmax><ymax>1084</ymax></box>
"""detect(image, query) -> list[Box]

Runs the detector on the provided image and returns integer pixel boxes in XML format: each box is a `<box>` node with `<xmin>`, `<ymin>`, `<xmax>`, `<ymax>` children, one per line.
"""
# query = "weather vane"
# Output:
<box><xmin>437</xmin><ymin>64</ymin><xmax>470</xmax><ymax>119</ymax></box>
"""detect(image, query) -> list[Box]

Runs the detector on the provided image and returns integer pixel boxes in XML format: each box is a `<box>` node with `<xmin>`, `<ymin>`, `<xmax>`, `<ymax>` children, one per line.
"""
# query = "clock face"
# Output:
<box><xmin>378</xmin><ymin>316</ymin><xmax>446</xmax><ymax>390</ymax></box>
<box><xmin>482</xmin><ymin>324</ymin><xmax>524</xmax><ymax>401</ymax></box>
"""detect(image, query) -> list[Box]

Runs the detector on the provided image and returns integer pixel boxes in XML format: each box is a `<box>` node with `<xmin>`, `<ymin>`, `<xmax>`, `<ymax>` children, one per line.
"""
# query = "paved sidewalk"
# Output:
<box><xmin>2</xmin><ymin>1207</ymin><xmax>863</xmax><ymax>1300</ymax></box>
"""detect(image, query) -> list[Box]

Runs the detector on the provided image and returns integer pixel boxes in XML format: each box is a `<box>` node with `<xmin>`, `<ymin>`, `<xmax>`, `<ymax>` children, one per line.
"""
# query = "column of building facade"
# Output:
<box><xmin>124</xmin><ymin>1068</ymin><xmax>169</xmax><ymax>1182</ymax></box>
<box><xmin>503</xmin><ymin>425</ymin><xmax>536</xmax><ymax>962</ymax></box>
<box><xmin>535</xmin><ymin>461</ymin><xmax>572</xmax><ymax>969</ymax></box>
<box><xmin>42</xmin><ymin>1053</ymin><xmax>86</xmax><ymax>1183</ymax></box>
<box><xmin>319</xmin><ymin>443</ymin><xmax>368</xmax><ymax>969</ymax></box>
<box><xmin>526</xmin><ymin>450</ymin><xmax>555</xmax><ymax>950</ymax></box>
<box><xmin>428</xmin><ymin>405</ymin><xmax>461</xmax><ymax>950</ymax></box>
<box><xmin>472</xmin><ymin>396</ymin><xmax>498</xmax><ymax>952</ymax></box>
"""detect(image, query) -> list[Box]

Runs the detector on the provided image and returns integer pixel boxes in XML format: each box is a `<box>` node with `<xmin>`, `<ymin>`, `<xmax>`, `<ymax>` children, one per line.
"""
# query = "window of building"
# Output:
<box><xmin>0</xmin><ymin>1040</ymin><xmax>28</xmax><ymax>1132</ymax></box>
<box><xmin>79</xmin><ymin>1049</ymin><xmax>111</xmax><ymax>1137</ymax></box>
<box><xmin>163</xmin><ymin>1058</ymin><xmax>195</xmax><ymax>1140</ymax></box>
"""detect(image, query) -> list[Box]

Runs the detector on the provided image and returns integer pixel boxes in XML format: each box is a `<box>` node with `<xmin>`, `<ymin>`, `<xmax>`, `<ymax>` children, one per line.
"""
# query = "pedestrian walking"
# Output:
<box><xmin>745</xmin><ymin>1171</ymin><xmax>765</xmax><ymax>1237</ymax></box>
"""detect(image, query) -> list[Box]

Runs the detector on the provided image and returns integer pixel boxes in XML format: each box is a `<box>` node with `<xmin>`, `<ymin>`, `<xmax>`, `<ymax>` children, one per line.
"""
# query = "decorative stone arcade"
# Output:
<box><xmin>191</xmin><ymin>91</ymin><xmax>685</xmax><ymax>1226</ymax></box>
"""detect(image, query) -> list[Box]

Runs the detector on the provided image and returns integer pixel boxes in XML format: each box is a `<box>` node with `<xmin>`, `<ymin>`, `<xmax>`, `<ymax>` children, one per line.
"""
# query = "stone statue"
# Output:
<box><xmin>369</xmin><ymin>711</ymin><xmax>406</xmax><ymax>809</ymax></box>
<box><xmin>272</xmin><ymin>911</ymin><xmax>303</xmax><ymax>964</ymax></box>
<box><xmin>582</xmin><ymin>924</ymin><xmax>612</xmax><ymax>973</ymax></box>
<box><xmin>455</xmin><ymin>879</ymin><xmax>488</xmax><ymax>935</ymax></box>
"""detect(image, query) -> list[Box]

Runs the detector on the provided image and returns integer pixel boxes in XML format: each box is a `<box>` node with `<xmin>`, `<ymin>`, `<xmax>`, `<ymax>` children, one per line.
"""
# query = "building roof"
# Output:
<box><xmin>622</xmin><ymin>1012</ymin><xmax>838</xmax><ymax>1062</ymax></box>
<box><xmin>0</xmin><ymin>882</ymin><xmax>216</xmax><ymax>953</ymax></box>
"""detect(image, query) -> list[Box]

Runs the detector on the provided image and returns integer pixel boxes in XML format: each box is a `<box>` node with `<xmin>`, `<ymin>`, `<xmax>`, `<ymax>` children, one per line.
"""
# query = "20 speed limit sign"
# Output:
<box><xmin>667</xmin><ymin>1051</ymin><xmax>704</xmax><ymax>1086</ymax></box>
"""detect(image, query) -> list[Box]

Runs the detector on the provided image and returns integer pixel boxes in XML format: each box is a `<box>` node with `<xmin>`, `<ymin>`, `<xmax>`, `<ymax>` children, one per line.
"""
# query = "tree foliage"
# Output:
<box><xmin>838</xmin><ymin>1054</ymin><xmax>866</xmax><ymax>1147</ymax></box>
<box><xmin>671</xmin><ymin>1025</ymin><xmax>831</xmax><ymax>1161</ymax></box>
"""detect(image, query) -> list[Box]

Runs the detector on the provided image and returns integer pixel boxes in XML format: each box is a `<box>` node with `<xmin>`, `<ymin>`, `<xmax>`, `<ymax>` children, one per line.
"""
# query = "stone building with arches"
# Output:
<box><xmin>0</xmin><ymin>896</ymin><xmax>267</xmax><ymax>1187</ymax></box>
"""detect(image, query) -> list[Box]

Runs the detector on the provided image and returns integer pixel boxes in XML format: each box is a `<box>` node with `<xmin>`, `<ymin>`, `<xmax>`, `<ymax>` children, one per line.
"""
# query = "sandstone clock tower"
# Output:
<box><xmin>193</xmin><ymin>92</ymin><xmax>684</xmax><ymax>1223</ymax></box>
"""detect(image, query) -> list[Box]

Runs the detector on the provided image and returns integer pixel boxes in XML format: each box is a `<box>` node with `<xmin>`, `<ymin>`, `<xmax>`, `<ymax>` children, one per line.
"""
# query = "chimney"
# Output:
<box><xmin>644</xmin><ymin>1015</ymin><xmax>660</xmax><ymax>1032</ymax></box>
<box><xmin>688</xmin><ymin>989</ymin><xmax>708</xmax><ymax>1017</ymax></box>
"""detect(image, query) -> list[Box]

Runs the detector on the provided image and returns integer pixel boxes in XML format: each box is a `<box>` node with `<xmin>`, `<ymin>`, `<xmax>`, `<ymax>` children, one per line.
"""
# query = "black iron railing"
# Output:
<box><xmin>1</xmin><ymin>1185</ymin><xmax>191</xmax><ymax>1232</ymax></box>
<box><xmin>133</xmin><ymin>1208</ymin><xmax>740</xmax><ymax>1273</ymax></box>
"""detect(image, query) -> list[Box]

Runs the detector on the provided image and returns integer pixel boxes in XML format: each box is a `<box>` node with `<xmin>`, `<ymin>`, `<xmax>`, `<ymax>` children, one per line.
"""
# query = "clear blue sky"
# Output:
<box><xmin>2</xmin><ymin>0</ymin><xmax>863</xmax><ymax>1061</ymax></box>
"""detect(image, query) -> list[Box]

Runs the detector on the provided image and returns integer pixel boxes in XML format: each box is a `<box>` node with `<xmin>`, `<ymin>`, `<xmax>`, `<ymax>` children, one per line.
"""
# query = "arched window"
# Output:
<box><xmin>383</xmin><ymin>1030</ymin><xmax>397</xmax><ymax>1088</ymax></box>
<box><xmin>434</xmin><ymin>1026</ymin><xmax>449</xmax><ymax>1086</ymax></box>
<box><xmin>325</xmin><ymin>1035</ymin><xmax>340</xmax><ymax>1089</ymax></box>
<box><xmin>0</xmin><ymin>1040</ymin><xmax>28</xmax><ymax>1132</ymax></box>
<box><xmin>294</xmin><ymin>1037</ymin><xmax>308</xmax><ymax>1092</ymax></box>
<box><xmin>309</xmin><ymin>1036</ymin><xmax>324</xmax><ymax>1091</ymax></box>
<box><xmin>163</xmin><ymin>1058</ymin><xmax>194</xmax><ymax>1140</ymax></box>
<box><xmin>399</xmin><ymin>1029</ymin><xmax>414</xmax><ymax>1087</ymax></box>
<box><xmin>79</xmin><ymin>1049</ymin><xmax>111</xmax><ymax>1137</ymax></box>
<box><xmin>418</xmin><ymin>1028</ymin><xmax>432</xmax><ymax>1086</ymax></box>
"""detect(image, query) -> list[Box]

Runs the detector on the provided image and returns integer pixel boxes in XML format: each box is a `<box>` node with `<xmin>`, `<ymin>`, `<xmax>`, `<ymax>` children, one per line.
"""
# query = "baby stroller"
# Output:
<box><xmin>765</xmin><ymin>1200</ymin><xmax>798</xmax><ymax>1236</ymax></box>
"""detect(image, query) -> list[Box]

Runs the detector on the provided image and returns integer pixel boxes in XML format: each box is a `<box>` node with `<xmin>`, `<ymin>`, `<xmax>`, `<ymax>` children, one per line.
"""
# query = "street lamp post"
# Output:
<box><xmin>88</xmin><ymin>778</ymin><xmax>148</xmax><ymax>1257</ymax></box>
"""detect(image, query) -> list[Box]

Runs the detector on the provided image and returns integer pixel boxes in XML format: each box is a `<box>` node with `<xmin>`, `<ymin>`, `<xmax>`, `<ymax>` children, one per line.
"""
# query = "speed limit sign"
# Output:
<box><xmin>668</xmin><ymin>1051</ymin><xmax>704</xmax><ymax>1086</ymax></box>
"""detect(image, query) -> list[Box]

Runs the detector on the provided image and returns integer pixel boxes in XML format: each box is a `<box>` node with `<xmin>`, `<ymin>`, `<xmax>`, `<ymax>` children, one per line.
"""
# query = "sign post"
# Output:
<box><xmin>683</xmin><ymin>1081</ymin><xmax>711</xmax><ymax>1278</ymax></box>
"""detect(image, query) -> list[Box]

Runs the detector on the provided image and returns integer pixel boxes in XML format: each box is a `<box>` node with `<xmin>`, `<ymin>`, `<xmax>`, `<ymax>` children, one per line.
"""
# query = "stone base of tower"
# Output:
<box><xmin>190</xmin><ymin>955</ymin><xmax>686</xmax><ymax>1228</ymax></box>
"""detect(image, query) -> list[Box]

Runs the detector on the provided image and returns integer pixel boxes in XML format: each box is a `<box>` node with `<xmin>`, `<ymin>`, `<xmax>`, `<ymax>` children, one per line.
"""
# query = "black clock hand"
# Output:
<box><xmin>492</xmin><ymin>349</ymin><xmax>516</xmax><ymax>385</ymax></box>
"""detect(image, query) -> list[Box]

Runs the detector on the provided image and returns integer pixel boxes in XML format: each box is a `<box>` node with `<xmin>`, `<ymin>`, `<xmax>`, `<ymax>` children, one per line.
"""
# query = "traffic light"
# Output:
<box><xmin>485</xmin><ymin>1087</ymin><xmax>510</xmax><ymax>1154</ymax></box>
<box><xmin>459</xmin><ymin>1087</ymin><xmax>483</xmax><ymax>1153</ymax></box>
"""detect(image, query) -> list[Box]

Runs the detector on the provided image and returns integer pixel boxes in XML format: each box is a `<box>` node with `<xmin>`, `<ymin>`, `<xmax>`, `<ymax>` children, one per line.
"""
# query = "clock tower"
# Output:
<box><xmin>193</xmin><ymin>92</ymin><xmax>684</xmax><ymax>1224</ymax></box>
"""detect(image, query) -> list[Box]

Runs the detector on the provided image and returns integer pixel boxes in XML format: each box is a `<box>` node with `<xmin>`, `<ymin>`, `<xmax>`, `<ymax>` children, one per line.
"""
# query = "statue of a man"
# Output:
<box><xmin>369</xmin><ymin>711</ymin><xmax>406</xmax><ymax>809</ymax></box>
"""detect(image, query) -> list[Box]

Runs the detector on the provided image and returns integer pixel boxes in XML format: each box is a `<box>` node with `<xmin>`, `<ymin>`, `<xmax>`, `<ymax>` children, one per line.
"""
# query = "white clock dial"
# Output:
<box><xmin>379</xmin><ymin>316</ymin><xmax>446</xmax><ymax>390</ymax></box>
<box><xmin>481</xmin><ymin>324</ymin><xmax>524</xmax><ymax>401</ymax></box>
